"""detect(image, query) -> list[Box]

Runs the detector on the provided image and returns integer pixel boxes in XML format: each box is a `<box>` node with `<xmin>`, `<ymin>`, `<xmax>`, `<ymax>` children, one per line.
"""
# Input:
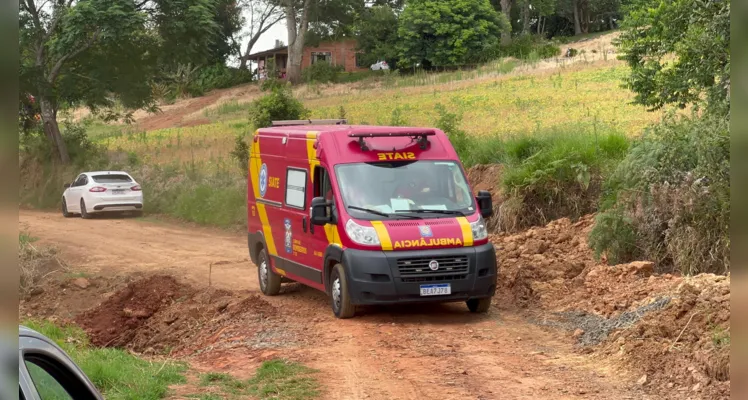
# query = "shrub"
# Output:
<box><xmin>498</xmin><ymin>128</ymin><xmax>629</xmax><ymax>231</ymax></box>
<box><xmin>434</xmin><ymin>103</ymin><xmax>468</xmax><ymax>160</ymax></box>
<box><xmin>187</xmin><ymin>64</ymin><xmax>253</xmax><ymax>96</ymax></box>
<box><xmin>260</xmin><ymin>77</ymin><xmax>285</xmax><ymax>92</ymax></box>
<box><xmin>483</xmin><ymin>35</ymin><xmax>561</xmax><ymax>61</ymax></box>
<box><xmin>230</xmin><ymin>133</ymin><xmax>250</xmax><ymax>177</ymax></box>
<box><xmin>589</xmin><ymin>113</ymin><xmax>730</xmax><ymax>274</ymax></box>
<box><xmin>248</xmin><ymin>86</ymin><xmax>309</xmax><ymax>129</ymax></box>
<box><xmin>302</xmin><ymin>62</ymin><xmax>344</xmax><ymax>84</ymax></box>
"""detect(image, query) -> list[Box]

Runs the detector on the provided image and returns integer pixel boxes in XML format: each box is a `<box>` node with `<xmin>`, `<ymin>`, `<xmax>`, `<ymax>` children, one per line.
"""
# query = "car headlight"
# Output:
<box><xmin>345</xmin><ymin>219</ymin><xmax>381</xmax><ymax>246</ymax></box>
<box><xmin>470</xmin><ymin>216</ymin><xmax>488</xmax><ymax>241</ymax></box>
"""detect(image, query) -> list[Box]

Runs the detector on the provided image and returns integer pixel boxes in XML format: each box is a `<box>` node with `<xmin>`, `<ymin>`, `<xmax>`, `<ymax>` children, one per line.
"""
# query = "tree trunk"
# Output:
<box><xmin>522</xmin><ymin>2</ymin><xmax>530</xmax><ymax>35</ymax></box>
<box><xmin>573</xmin><ymin>0</ymin><xmax>582</xmax><ymax>35</ymax></box>
<box><xmin>500</xmin><ymin>0</ymin><xmax>512</xmax><ymax>44</ymax></box>
<box><xmin>608</xmin><ymin>15</ymin><xmax>614</xmax><ymax>30</ymax></box>
<box><xmin>537</xmin><ymin>15</ymin><xmax>542</xmax><ymax>35</ymax></box>
<box><xmin>39</xmin><ymin>96</ymin><xmax>70</xmax><ymax>163</ymax></box>
<box><xmin>284</xmin><ymin>0</ymin><xmax>311</xmax><ymax>84</ymax></box>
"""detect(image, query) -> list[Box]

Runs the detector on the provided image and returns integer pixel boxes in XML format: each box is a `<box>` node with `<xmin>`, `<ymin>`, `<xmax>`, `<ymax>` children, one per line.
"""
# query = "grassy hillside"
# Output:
<box><xmin>23</xmin><ymin>47</ymin><xmax>664</xmax><ymax>229</ymax></box>
<box><xmin>92</xmin><ymin>62</ymin><xmax>658</xmax><ymax>169</ymax></box>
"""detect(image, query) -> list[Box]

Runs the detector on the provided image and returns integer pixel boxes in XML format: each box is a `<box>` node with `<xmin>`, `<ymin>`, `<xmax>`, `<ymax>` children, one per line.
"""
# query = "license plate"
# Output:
<box><xmin>419</xmin><ymin>283</ymin><xmax>451</xmax><ymax>296</ymax></box>
<box><xmin>111</xmin><ymin>189</ymin><xmax>125</xmax><ymax>195</ymax></box>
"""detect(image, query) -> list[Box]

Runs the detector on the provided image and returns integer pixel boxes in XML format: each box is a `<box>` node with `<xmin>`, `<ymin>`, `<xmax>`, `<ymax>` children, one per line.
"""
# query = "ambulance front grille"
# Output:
<box><xmin>396</xmin><ymin>255</ymin><xmax>469</xmax><ymax>277</ymax></box>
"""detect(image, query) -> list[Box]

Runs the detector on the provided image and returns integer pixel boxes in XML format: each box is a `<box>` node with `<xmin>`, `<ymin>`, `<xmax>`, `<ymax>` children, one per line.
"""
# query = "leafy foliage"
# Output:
<box><xmin>248</xmin><ymin>86</ymin><xmax>309</xmax><ymax>129</ymax></box>
<box><xmin>484</xmin><ymin>34</ymin><xmax>561</xmax><ymax>60</ymax></box>
<box><xmin>355</xmin><ymin>5</ymin><xmax>401</xmax><ymax>67</ymax></box>
<box><xmin>589</xmin><ymin>113</ymin><xmax>730</xmax><ymax>274</ymax></box>
<box><xmin>302</xmin><ymin>62</ymin><xmax>345</xmax><ymax>83</ymax></box>
<box><xmin>499</xmin><ymin>127</ymin><xmax>629</xmax><ymax>230</ymax></box>
<box><xmin>397</xmin><ymin>0</ymin><xmax>510</xmax><ymax>68</ymax></box>
<box><xmin>22</xmin><ymin>320</ymin><xmax>186</xmax><ymax>400</ymax></box>
<box><xmin>615</xmin><ymin>0</ymin><xmax>730</xmax><ymax>114</ymax></box>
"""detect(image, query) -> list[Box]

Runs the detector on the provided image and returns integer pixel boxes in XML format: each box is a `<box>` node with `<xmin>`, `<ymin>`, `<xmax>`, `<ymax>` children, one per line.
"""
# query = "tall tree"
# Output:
<box><xmin>237</xmin><ymin>0</ymin><xmax>283</xmax><ymax>70</ymax></box>
<box><xmin>498</xmin><ymin>0</ymin><xmax>513</xmax><ymax>44</ymax></box>
<box><xmin>616</xmin><ymin>0</ymin><xmax>730</xmax><ymax>114</ymax></box>
<box><xmin>212</xmin><ymin>0</ymin><xmax>246</xmax><ymax>64</ymax></box>
<box><xmin>354</xmin><ymin>4</ymin><xmax>400</xmax><ymax>67</ymax></box>
<box><xmin>398</xmin><ymin>0</ymin><xmax>509</xmax><ymax>69</ymax></box>
<box><xmin>19</xmin><ymin>0</ymin><xmax>219</xmax><ymax>163</ymax></box>
<box><xmin>282</xmin><ymin>0</ymin><xmax>312</xmax><ymax>84</ymax></box>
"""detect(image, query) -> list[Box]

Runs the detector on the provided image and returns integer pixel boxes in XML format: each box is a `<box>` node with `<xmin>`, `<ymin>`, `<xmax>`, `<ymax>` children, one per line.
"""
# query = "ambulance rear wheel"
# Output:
<box><xmin>330</xmin><ymin>263</ymin><xmax>355</xmax><ymax>319</ymax></box>
<box><xmin>258</xmin><ymin>248</ymin><xmax>281</xmax><ymax>296</ymax></box>
<box><xmin>466</xmin><ymin>297</ymin><xmax>492</xmax><ymax>313</ymax></box>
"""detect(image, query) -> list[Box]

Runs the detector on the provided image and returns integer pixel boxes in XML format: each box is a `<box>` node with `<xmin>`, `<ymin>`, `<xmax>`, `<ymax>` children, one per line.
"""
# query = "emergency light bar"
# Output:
<box><xmin>348</xmin><ymin>129</ymin><xmax>436</xmax><ymax>151</ymax></box>
<box><xmin>271</xmin><ymin>119</ymin><xmax>347</xmax><ymax>126</ymax></box>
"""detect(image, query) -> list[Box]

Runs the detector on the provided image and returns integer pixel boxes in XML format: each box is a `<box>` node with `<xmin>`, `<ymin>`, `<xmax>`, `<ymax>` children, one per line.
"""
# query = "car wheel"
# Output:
<box><xmin>257</xmin><ymin>248</ymin><xmax>281</xmax><ymax>296</ymax></box>
<box><xmin>61</xmin><ymin>198</ymin><xmax>74</xmax><ymax>218</ymax></box>
<box><xmin>80</xmin><ymin>199</ymin><xmax>91</xmax><ymax>219</ymax></box>
<box><xmin>466</xmin><ymin>297</ymin><xmax>492</xmax><ymax>313</ymax></box>
<box><xmin>330</xmin><ymin>263</ymin><xmax>355</xmax><ymax>319</ymax></box>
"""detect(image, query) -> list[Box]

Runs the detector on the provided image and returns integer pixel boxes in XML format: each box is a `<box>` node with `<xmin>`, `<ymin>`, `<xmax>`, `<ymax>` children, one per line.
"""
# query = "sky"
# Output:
<box><xmin>233</xmin><ymin>8</ymin><xmax>288</xmax><ymax>68</ymax></box>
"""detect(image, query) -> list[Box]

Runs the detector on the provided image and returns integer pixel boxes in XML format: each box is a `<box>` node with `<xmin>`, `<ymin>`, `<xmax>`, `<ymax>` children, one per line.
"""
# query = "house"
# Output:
<box><xmin>246</xmin><ymin>38</ymin><xmax>368</xmax><ymax>79</ymax></box>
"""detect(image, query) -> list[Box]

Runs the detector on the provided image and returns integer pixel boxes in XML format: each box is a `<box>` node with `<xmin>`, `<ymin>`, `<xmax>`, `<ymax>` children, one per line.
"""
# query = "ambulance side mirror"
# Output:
<box><xmin>476</xmin><ymin>190</ymin><xmax>493</xmax><ymax>218</ymax></box>
<box><xmin>310</xmin><ymin>197</ymin><xmax>333</xmax><ymax>226</ymax></box>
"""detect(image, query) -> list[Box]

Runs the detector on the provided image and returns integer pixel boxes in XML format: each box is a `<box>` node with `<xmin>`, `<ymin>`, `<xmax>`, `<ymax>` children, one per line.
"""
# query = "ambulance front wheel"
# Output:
<box><xmin>258</xmin><ymin>248</ymin><xmax>281</xmax><ymax>296</ymax></box>
<box><xmin>466</xmin><ymin>297</ymin><xmax>492</xmax><ymax>313</ymax></box>
<box><xmin>330</xmin><ymin>263</ymin><xmax>355</xmax><ymax>319</ymax></box>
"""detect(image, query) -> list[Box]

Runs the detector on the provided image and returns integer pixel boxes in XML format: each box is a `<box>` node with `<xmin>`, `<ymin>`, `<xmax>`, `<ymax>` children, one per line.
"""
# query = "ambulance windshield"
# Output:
<box><xmin>335</xmin><ymin>161</ymin><xmax>475</xmax><ymax>220</ymax></box>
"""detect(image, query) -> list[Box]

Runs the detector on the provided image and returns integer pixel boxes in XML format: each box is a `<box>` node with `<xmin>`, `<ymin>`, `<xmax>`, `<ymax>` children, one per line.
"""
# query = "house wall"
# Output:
<box><xmin>301</xmin><ymin>39</ymin><xmax>367</xmax><ymax>72</ymax></box>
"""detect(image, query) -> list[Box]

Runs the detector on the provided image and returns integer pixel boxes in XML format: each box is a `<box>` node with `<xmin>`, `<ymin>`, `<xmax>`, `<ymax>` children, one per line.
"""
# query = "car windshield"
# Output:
<box><xmin>91</xmin><ymin>174</ymin><xmax>132</xmax><ymax>183</ymax></box>
<box><xmin>334</xmin><ymin>161</ymin><xmax>475</xmax><ymax>220</ymax></box>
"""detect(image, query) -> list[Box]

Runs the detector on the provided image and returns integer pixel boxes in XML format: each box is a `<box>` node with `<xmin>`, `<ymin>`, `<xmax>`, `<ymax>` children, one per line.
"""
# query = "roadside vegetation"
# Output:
<box><xmin>21</xmin><ymin>319</ymin><xmax>187</xmax><ymax>399</ymax></box>
<box><xmin>198</xmin><ymin>361</ymin><xmax>320</xmax><ymax>400</ymax></box>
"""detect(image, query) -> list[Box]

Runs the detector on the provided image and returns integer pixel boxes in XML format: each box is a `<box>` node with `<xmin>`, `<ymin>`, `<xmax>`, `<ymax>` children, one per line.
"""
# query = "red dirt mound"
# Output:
<box><xmin>75</xmin><ymin>275</ymin><xmax>188</xmax><ymax>347</ymax></box>
<box><xmin>492</xmin><ymin>214</ymin><xmax>731</xmax><ymax>399</ymax></box>
<box><xmin>466</xmin><ymin>164</ymin><xmax>504</xmax><ymax>232</ymax></box>
<box><xmin>75</xmin><ymin>275</ymin><xmax>280</xmax><ymax>356</ymax></box>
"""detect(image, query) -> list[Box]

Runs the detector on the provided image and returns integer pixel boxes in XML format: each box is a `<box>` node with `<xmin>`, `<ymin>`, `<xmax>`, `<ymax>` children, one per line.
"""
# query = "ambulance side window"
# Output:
<box><xmin>285</xmin><ymin>168</ymin><xmax>307</xmax><ymax>210</ymax></box>
<box><xmin>314</xmin><ymin>167</ymin><xmax>337</xmax><ymax>216</ymax></box>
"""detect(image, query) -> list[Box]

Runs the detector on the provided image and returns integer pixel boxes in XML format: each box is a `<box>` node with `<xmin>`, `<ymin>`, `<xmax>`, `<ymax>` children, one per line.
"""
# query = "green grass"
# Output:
<box><xmin>204</xmin><ymin>100</ymin><xmax>250</xmax><ymax>118</ymax></box>
<box><xmin>19</xmin><ymin>231</ymin><xmax>38</xmax><ymax>245</ymax></box>
<box><xmin>197</xmin><ymin>360</ymin><xmax>320</xmax><ymax>400</ymax></box>
<box><xmin>22</xmin><ymin>319</ymin><xmax>188</xmax><ymax>400</ymax></box>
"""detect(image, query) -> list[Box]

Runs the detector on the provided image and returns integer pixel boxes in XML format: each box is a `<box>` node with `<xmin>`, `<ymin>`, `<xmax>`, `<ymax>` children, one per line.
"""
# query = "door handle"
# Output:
<box><xmin>302</xmin><ymin>216</ymin><xmax>308</xmax><ymax>233</ymax></box>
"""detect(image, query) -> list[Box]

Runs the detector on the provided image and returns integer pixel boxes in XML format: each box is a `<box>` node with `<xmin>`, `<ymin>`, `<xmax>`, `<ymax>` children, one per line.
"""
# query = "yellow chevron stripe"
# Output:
<box><xmin>249</xmin><ymin>133</ymin><xmax>278</xmax><ymax>256</ymax></box>
<box><xmin>456</xmin><ymin>217</ymin><xmax>474</xmax><ymax>247</ymax></box>
<box><xmin>370</xmin><ymin>221</ymin><xmax>392</xmax><ymax>251</ymax></box>
<box><xmin>306</xmin><ymin>131</ymin><xmax>320</xmax><ymax>182</ymax></box>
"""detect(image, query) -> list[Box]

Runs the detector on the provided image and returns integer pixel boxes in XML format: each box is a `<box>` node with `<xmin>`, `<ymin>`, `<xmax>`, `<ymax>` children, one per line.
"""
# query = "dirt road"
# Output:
<box><xmin>20</xmin><ymin>209</ymin><xmax>651</xmax><ymax>400</ymax></box>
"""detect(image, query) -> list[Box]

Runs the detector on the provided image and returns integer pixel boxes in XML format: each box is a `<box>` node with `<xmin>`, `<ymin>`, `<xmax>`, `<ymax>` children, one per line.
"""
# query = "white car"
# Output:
<box><xmin>370</xmin><ymin>60</ymin><xmax>390</xmax><ymax>71</ymax></box>
<box><xmin>61</xmin><ymin>171</ymin><xmax>143</xmax><ymax>218</ymax></box>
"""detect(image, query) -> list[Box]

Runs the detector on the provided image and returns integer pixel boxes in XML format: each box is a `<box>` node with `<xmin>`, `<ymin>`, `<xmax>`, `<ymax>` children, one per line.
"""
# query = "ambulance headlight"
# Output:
<box><xmin>345</xmin><ymin>219</ymin><xmax>381</xmax><ymax>246</ymax></box>
<box><xmin>470</xmin><ymin>215</ymin><xmax>488</xmax><ymax>241</ymax></box>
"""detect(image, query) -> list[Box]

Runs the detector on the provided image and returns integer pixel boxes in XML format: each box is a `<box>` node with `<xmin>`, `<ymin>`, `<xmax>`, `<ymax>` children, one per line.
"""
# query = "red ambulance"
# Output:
<box><xmin>247</xmin><ymin>120</ymin><xmax>497</xmax><ymax>318</ymax></box>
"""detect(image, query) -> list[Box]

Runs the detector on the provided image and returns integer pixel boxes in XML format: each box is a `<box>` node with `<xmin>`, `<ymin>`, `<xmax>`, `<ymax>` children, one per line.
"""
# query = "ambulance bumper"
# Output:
<box><xmin>341</xmin><ymin>243</ymin><xmax>498</xmax><ymax>305</ymax></box>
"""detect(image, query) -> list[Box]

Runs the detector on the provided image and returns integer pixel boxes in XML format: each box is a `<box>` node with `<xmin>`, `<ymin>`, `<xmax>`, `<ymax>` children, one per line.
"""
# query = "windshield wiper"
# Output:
<box><xmin>347</xmin><ymin>205</ymin><xmax>421</xmax><ymax>219</ymax></box>
<box><xmin>394</xmin><ymin>209</ymin><xmax>465</xmax><ymax>216</ymax></box>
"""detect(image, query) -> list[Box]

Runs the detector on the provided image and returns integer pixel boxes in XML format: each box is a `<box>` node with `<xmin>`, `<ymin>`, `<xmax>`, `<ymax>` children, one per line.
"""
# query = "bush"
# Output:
<box><xmin>248</xmin><ymin>86</ymin><xmax>309</xmax><ymax>129</ymax></box>
<box><xmin>230</xmin><ymin>133</ymin><xmax>250</xmax><ymax>177</ymax></box>
<box><xmin>302</xmin><ymin>62</ymin><xmax>345</xmax><ymax>84</ymax></box>
<box><xmin>498</xmin><ymin>127</ymin><xmax>629</xmax><ymax>231</ymax></box>
<box><xmin>589</xmin><ymin>113</ymin><xmax>730</xmax><ymax>275</ymax></box>
<box><xmin>260</xmin><ymin>77</ymin><xmax>285</xmax><ymax>92</ymax></box>
<box><xmin>483</xmin><ymin>35</ymin><xmax>561</xmax><ymax>61</ymax></box>
<box><xmin>20</xmin><ymin>122</ymin><xmax>107</xmax><ymax>170</ymax></box>
<box><xmin>188</xmin><ymin>64</ymin><xmax>253</xmax><ymax>96</ymax></box>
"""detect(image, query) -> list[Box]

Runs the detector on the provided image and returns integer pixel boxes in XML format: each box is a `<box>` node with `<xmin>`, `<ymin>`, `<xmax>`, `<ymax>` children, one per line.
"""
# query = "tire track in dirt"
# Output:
<box><xmin>20</xmin><ymin>209</ymin><xmax>649</xmax><ymax>400</ymax></box>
